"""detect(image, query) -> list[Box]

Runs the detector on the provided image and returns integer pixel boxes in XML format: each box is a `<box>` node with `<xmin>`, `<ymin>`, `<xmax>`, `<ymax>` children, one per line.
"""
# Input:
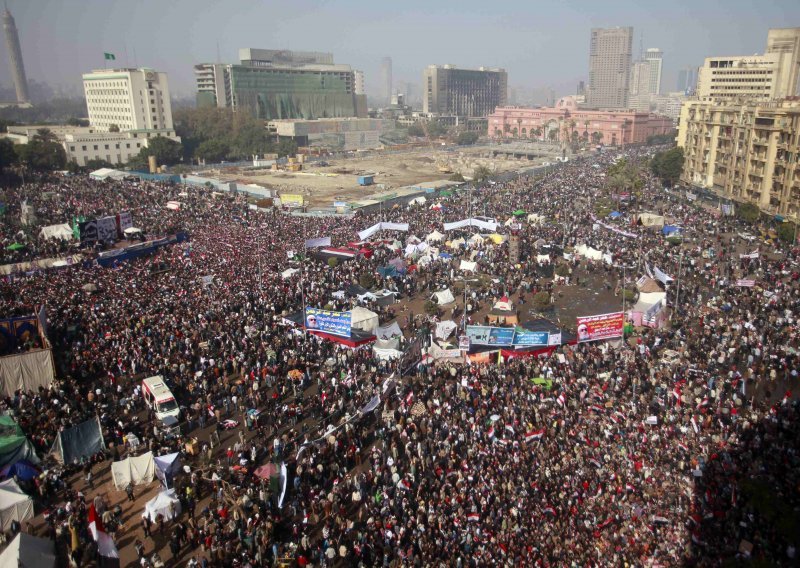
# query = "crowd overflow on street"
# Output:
<box><xmin>0</xmin><ymin>145</ymin><xmax>798</xmax><ymax>568</ymax></box>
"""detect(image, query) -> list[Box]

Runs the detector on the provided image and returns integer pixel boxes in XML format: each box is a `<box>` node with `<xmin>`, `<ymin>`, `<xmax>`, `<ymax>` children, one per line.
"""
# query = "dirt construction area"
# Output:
<box><xmin>234</xmin><ymin>145</ymin><xmax>563</xmax><ymax>207</ymax></box>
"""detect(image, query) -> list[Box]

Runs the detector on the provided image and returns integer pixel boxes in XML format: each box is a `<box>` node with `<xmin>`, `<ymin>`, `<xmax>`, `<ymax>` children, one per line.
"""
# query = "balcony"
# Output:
<box><xmin>752</xmin><ymin>138</ymin><xmax>769</xmax><ymax>146</ymax></box>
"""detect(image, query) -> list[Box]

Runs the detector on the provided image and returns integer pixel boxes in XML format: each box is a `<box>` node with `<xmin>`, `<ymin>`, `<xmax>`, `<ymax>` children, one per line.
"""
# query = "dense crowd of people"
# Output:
<box><xmin>0</xmin><ymin>145</ymin><xmax>798</xmax><ymax>566</ymax></box>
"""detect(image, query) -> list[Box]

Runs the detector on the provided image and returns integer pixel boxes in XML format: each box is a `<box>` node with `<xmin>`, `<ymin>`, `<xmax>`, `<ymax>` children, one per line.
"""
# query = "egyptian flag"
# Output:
<box><xmin>588</xmin><ymin>458</ymin><xmax>602</xmax><ymax>468</ymax></box>
<box><xmin>672</xmin><ymin>385</ymin><xmax>682</xmax><ymax>405</ymax></box>
<box><xmin>467</xmin><ymin>512</ymin><xmax>480</xmax><ymax>522</ymax></box>
<box><xmin>543</xmin><ymin>505</ymin><xmax>556</xmax><ymax>516</ymax></box>
<box><xmin>525</xmin><ymin>429</ymin><xmax>545</xmax><ymax>443</ymax></box>
<box><xmin>487</xmin><ymin>425</ymin><xmax>495</xmax><ymax>439</ymax></box>
<box><xmin>677</xmin><ymin>442</ymin><xmax>689</xmax><ymax>453</ymax></box>
<box><xmin>404</xmin><ymin>391</ymin><xmax>414</xmax><ymax>407</ymax></box>
<box><xmin>557</xmin><ymin>392</ymin><xmax>566</xmax><ymax>407</ymax></box>
<box><xmin>782</xmin><ymin>390</ymin><xmax>792</xmax><ymax>406</ymax></box>
<box><xmin>696</xmin><ymin>397</ymin><xmax>709</xmax><ymax>410</ymax></box>
<box><xmin>88</xmin><ymin>504</ymin><xmax>119</xmax><ymax>558</ymax></box>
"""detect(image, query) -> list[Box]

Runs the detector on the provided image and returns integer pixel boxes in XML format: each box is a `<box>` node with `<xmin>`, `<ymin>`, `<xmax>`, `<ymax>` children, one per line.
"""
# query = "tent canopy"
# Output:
<box><xmin>50</xmin><ymin>416</ymin><xmax>105</xmax><ymax>464</ymax></box>
<box><xmin>608</xmin><ymin>211</ymin><xmax>622</xmax><ymax>219</ymax></box>
<box><xmin>425</xmin><ymin>230</ymin><xmax>444</xmax><ymax>242</ymax></box>
<box><xmin>432</xmin><ymin>289</ymin><xmax>455</xmax><ymax>305</ymax></box>
<box><xmin>0</xmin><ymin>532</ymin><xmax>55</xmax><ymax>568</ymax></box>
<box><xmin>0</xmin><ymin>416</ymin><xmax>39</xmax><ymax>467</ymax></box>
<box><xmin>154</xmin><ymin>452</ymin><xmax>181</xmax><ymax>488</ymax></box>
<box><xmin>142</xmin><ymin>488</ymin><xmax>181</xmax><ymax>523</ymax></box>
<box><xmin>0</xmin><ymin>459</ymin><xmax>39</xmax><ymax>481</ymax></box>
<box><xmin>0</xmin><ymin>478</ymin><xmax>33</xmax><ymax>531</ymax></box>
<box><xmin>662</xmin><ymin>225</ymin><xmax>682</xmax><ymax>235</ymax></box>
<box><xmin>111</xmin><ymin>451</ymin><xmax>155</xmax><ymax>490</ymax></box>
<box><xmin>350</xmin><ymin>307</ymin><xmax>379</xmax><ymax>333</ymax></box>
<box><xmin>493</xmin><ymin>296</ymin><xmax>513</xmax><ymax>312</ymax></box>
<box><xmin>574</xmin><ymin>244</ymin><xmax>603</xmax><ymax>261</ymax></box>
<box><xmin>39</xmin><ymin>223</ymin><xmax>74</xmax><ymax>241</ymax></box>
<box><xmin>513</xmin><ymin>209</ymin><xmax>527</xmax><ymax>216</ymax></box>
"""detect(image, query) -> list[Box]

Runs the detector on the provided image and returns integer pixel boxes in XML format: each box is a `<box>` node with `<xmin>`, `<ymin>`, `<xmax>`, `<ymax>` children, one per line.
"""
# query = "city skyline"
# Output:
<box><xmin>0</xmin><ymin>0</ymin><xmax>798</xmax><ymax>101</ymax></box>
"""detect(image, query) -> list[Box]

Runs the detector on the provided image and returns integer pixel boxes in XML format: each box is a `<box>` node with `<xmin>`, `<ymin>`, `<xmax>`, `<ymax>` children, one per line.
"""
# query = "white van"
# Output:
<box><xmin>141</xmin><ymin>376</ymin><xmax>180</xmax><ymax>421</ymax></box>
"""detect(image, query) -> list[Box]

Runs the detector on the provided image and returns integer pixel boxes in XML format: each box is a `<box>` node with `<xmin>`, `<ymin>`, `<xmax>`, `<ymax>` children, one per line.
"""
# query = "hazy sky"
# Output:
<box><xmin>2</xmin><ymin>0</ymin><xmax>799</xmax><ymax>99</ymax></box>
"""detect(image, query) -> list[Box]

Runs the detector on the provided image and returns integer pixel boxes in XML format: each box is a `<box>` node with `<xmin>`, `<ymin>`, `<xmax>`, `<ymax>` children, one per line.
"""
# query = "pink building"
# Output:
<box><xmin>487</xmin><ymin>96</ymin><xmax>674</xmax><ymax>146</ymax></box>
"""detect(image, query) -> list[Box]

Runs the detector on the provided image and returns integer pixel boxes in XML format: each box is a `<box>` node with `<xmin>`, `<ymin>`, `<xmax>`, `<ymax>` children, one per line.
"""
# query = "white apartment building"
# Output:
<box><xmin>587</xmin><ymin>27</ymin><xmax>634</xmax><ymax>109</ymax></box>
<box><xmin>629</xmin><ymin>61</ymin><xmax>652</xmax><ymax>112</ymax></box>
<box><xmin>354</xmin><ymin>70</ymin><xmax>365</xmax><ymax>96</ymax></box>
<box><xmin>695</xmin><ymin>28</ymin><xmax>800</xmax><ymax>101</ymax></box>
<box><xmin>644</xmin><ymin>48</ymin><xmax>663</xmax><ymax>95</ymax></box>
<box><xmin>83</xmin><ymin>68</ymin><xmax>174</xmax><ymax>131</ymax></box>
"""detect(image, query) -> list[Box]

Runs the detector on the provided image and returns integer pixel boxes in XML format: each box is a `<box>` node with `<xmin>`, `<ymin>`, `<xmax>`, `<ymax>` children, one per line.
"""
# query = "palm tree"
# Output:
<box><xmin>591</xmin><ymin>131</ymin><xmax>602</xmax><ymax>145</ymax></box>
<box><xmin>516</xmin><ymin>118</ymin><xmax>522</xmax><ymax>138</ymax></box>
<box><xmin>33</xmin><ymin>128</ymin><xmax>57</xmax><ymax>144</ymax></box>
<box><xmin>620</xmin><ymin>119</ymin><xmax>632</xmax><ymax>148</ymax></box>
<box><xmin>533</xmin><ymin>127</ymin><xmax>543</xmax><ymax>140</ymax></box>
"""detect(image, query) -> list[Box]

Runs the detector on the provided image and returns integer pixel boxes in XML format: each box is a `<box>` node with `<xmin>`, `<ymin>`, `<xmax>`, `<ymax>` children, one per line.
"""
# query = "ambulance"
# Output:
<box><xmin>141</xmin><ymin>376</ymin><xmax>181</xmax><ymax>421</ymax></box>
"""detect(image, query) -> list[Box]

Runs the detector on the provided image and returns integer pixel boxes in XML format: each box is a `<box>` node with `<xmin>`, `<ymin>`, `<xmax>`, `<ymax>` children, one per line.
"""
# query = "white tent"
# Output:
<box><xmin>435</xmin><ymin>320</ymin><xmax>458</xmax><ymax>340</ymax></box>
<box><xmin>425</xmin><ymin>230</ymin><xmax>444</xmax><ymax>242</ymax></box>
<box><xmin>38</xmin><ymin>223</ymin><xmax>74</xmax><ymax>241</ymax></box>
<box><xmin>281</xmin><ymin>268</ymin><xmax>299</xmax><ymax>279</ymax></box>
<box><xmin>409</xmin><ymin>196</ymin><xmax>427</xmax><ymax>205</ymax></box>
<box><xmin>142</xmin><ymin>489</ymin><xmax>182</xmax><ymax>523</ymax></box>
<box><xmin>528</xmin><ymin>213</ymin><xmax>544</xmax><ymax>225</ymax></box>
<box><xmin>373</xmin><ymin>347</ymin><xmax>403</xmax><ymax>360</ymax></box>
<box><xmin>574</xmin><ymin>244</ymin><xmax>603</xmax><ymax>261</ymax></box>
<box><xmin>350</xmin><ymin>307</ymin><xmax>379</xmax><ymax>333</ymax></box>
<box><xmin>448</xmin><ymin>238</ymin><xmax>465</xmax><ymax>250</ymax></box>
<box><xmin>111</xmin><ymin>451</ymin><xmax>155</xmax><ymax>490</ymax></box>
<box><xmin>432</xmin><ymin>289</ymin><xmax>455</xmax><ymax>305</ymax></box>
<box><xmin>468</xmin><ymin>233</ymin><xmax>484</xmax><ymax>244</ymax></box>
<box><xmin>637</xmin><ymin>212</ymin><xmax>665</xmax><ymax>228</ymax></box>
<box><xmin>459</xmin><ymin>260</ymin><xmax>477</xmax><ymax>272</ymax></box>
<box><xmin>375</xmin><ymin>321</ymin><xmax>402</xmax><ymax>339</ymax></box>
<box><xmin>0</xmin><ymin>533</ymin><xmax>56</xmax><ymax>568</ymax></box>
<box><xmin>536</xmin><ymin>254</ymin><xmax>551</xmax><ymax>264</ymax></box>
<box><xmin>0</xmin><ymin>479</ymin><xmax>33</xmax><ymax>531</ymax></box>
<box><xmin>123</xmin><ymin>227</ymin><xmax>142</xmax><ymax>237</ymax></box>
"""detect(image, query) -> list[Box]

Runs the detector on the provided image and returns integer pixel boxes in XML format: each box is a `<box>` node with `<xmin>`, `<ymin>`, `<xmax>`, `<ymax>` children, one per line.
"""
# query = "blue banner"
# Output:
<box><xmin>466</xmin><ymin>326</ymin><xmax>515</xmax><ymax>346</ymax></box>
<box><xmin>512</xmin><ymin>330</ymin><xmax>549</xmax><ymax>346</ymax></box>
<box><xmin>305</xmin><ymin>307</ymin><xmax>351</xmax><ymax>337</ymax></box>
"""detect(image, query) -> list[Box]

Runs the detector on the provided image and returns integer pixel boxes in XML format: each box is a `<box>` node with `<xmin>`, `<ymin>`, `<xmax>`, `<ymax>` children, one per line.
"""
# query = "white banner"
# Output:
<box><xmin>304</xmin><ymin>236</ymin><xmax>331</xmax><ymax>249</ymax></box>
<box><xmin>358</xmin><ymin>222</ymin><xmax>410</xmax><ymax>241</ymax></box>
<box><xmin>548</xmin><ymin>332</ymin><xmax>562</xmax><ymax>346</ymax></box>
<box><xmin>653</xmin><ymin>266</ymin><xmax>674</xmax><ymax>285</ymax></box>
<box><xmin>739</xmin><ymin>251</ymin><xmax>759</xmax><ymax>260</ymax></box>
<box><xmin>443</xmin><ymin>218</ymin><xmax>498</xmax><ymax>232</ymax></box>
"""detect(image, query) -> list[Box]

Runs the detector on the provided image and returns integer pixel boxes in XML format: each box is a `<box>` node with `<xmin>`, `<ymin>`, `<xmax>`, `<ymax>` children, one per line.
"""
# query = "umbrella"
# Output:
<box><xmin>82</xmin><ymin>283</ymin><xmax>99</xmax><ymax>292</ymax></box>
<box><xmin>254</xmin><ymin>463</ymin><xmax>278</xmax><ymax>479</ymax></box>
<box><xmin>513</xmin><ymin>209</ymin><xmax>527</xmax><ymax>217</ymax></box>
<box><xmin>5</xmin><ymin>243</ymin><xmax>24</xmax><ymax>251</ymax></box>
<box><xmin>288</xmin><ymin>369</ymin><xmax>304</xmax><ymax>379</ymax></box>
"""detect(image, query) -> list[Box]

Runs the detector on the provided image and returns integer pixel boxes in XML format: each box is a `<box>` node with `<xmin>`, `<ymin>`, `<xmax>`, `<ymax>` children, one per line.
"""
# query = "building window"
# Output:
<box><xmin>82</xmin><ymin>145</ymin><xmax>87</xmax><ymax>151</ymax></box>
<box><xmin>70</xmin><ymin>146</ymin><xmax>75</xmax><ymax>151</ymax></box>
<box><xmin>93</xmin><ymin>145</ymin><xmax>98</xmax><ymax>150</ymax></box>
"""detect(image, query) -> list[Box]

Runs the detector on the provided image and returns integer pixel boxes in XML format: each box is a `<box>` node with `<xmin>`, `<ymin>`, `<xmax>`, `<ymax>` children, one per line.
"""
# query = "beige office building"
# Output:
<box><xmin>83</xmin><ymin>68</ymin><xmax>174</xmax><ymax>132</ymax></box>
<box><xmin>677</xmin><ymin>98</ymin><xmax>800</xmax><ymax>219</ymax></box>
<box><xmin>695</xmin><ymin>28</ymin><xmax>800</xmax><ymax>101</ymax></box>
<box><xmin>587</xmin><ymin>27</ymin><xmax>633</xmax><ymax>109</ymax></box>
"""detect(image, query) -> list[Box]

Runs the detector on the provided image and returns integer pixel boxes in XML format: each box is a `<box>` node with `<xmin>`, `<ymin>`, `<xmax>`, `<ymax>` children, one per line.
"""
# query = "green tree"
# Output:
<box><xmin>0</xmin><ymin>138</ymin><xmax>17</xmax><ymax>172</ymax></box>
<box><xmin>456</xmin><ymin>131</ymin><xmax>479</xmax><ymax>145</ymax></box>
<box><xmin>85</xmin><ymin>158</ymin><xmax>113</xmax><ymax>170</ymax></box>
<box><xmin>195</xmin><ymin>139</ymin><xmax>230</xmax><ymax>163</ymax></box>
<box><xmin>276</xmin><ymin>139</ymin><xmax>298</xmax><ymax>158</ymax></box>
<box><xmin>591</xmin><ymin>131</ymin><xmax>602</xmax><ymax>145</ymax></box>
<box><xmin>407</xmin><ymin>123</ymin><xmax>425</xmax><ymax>137</ymax></box>
<box><xmin>472</xmin><ymin>165</ymin><xmax>492</xmax><ymax>184</ymax></box>
<box><xmin>449</xmin><ymin>172</ymin><xmax>465</xmax><ymax>182</ymax></box>
<box><xmin>138</xmin><ymin>136</ymin><xmax>183</xmax><ymax>166</ymax></box>
<box><xmin>108</xmin><ymin>124</ymin><xmax>120</xmax><ymax>133</ymax></box>
<box><xmin>532</xmin><ymin>291</ymin><xmax>551</xmax><ymax>311</ymax></box>
<box><xmin>16</xmin><ymin>129</ymin><xmax>66</xmax><ymax>171</ymax></box>
<box><xmin>736</xmin><ymin>202</ymin><xmax>760</xmax><ymax>224</ymax></box>
<box><xmin>66</xmin><ymin>117</ymin><xmax>89</xmax><ymax>127</ymax></box>
<box><xmin>777</xmin><ymin>222</ymin><xmax>796</xmax><ymax>244</ymax></box>
<box><xmin>358</xmin><ymin>271</ymin><xmax>376</xmax><ymax>290</ymax></box>
<box><xmin>650</xmin><ymin>147</ymin><xmax>684</xmax><ymax>187</ymax></box>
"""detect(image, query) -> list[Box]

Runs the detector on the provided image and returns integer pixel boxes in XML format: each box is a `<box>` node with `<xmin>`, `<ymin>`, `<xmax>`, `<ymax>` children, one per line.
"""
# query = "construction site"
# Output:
<box><xmin>209</xmin><ymin>142</ymin><xmax>567</xmax><ymax>207</ymax></box>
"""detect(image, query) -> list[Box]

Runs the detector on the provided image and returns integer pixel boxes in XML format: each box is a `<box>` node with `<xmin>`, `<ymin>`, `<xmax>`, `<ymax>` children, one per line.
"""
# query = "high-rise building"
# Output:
<box><xmin>2</xmin><ymin>5</ymin><xmax>29</xmax><ymax>103</ymax></box>
<box><xmin>628</xmin><ymin>61</ymin><xmax>652</xmax><ymax>112</ymax></box>
<box><xmin>676</xmin><ymin>69</ymin><xmax>688</xmax><ymax>92</ymax></box>
<box><xmin>423</xmin><ymin>65</ymin><xmax>507</xmax><ymax>117</ymax></box>
<box><xmin>587</xmin><ymin>26</ymin><xmax>633</xmax><ymax>109</ymax></box>
<box><xmin>83</xmin><ymin>68</ymin><xmax>174</xmax><ymax>131</ymax></box>
<box><xmin>194</xmin><ymin>49</ymin><xmax>366</xmax><ymax>120</ymax></box>
<box><xmin>644</xmin><ymin>48</ymin><xmax>663</xmax><ymax>95</ymax></box>
<box><xmin>381</xmin><ymin>57</ymin><xmax>392</xmax><ymax>105</ymax></box>
<box><xmin>695</xmin><ymin>28</ymin><xmax>800</xmax><ymax>101</ymax></box>
<box><xmin>766</xmin><ymin>28</ymin><xmax>800</xmax><ymax>99</ymax></box>
<box><xmin>577</xmin><ymin>81</ymin><xmax>586</xmax><ymax>96</ymax></box>
<box><xmin>677</xmin><ymin>98</ymin><xmax>800</xmax><ymax>218</ymax></box>
<box><xmin>354</xmin><ymin>70</ymin><xmax>365</xmax><ymax>95</ymax></box>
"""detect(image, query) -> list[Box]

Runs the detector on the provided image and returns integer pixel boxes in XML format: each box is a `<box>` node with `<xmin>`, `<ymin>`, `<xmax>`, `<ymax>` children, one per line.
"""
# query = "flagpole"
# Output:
<box><xmin>300</xmin><ymin>222</ymin><xmax>308</xmax><ymax>336</ymax></box>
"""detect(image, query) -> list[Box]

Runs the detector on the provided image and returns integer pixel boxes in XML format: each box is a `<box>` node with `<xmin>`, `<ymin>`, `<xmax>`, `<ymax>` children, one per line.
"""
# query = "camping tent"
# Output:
<box><xmin>574</xmin><ymin>244</ymin><xmax>603</xmax><ymax>261</ymax></box>
<box><xmin>425</xmin><ymin>230</ymin><xmax>444</xmax><ymax>242</ymax></box>
<box><xmin>0</xmin><ymin>416</ymin><xmax>39</xmax><ymax>468</ymax></box>
<box><xmin>142</xmin><ymin>489</ymin><xmax>181</xmax><ymax>523</ymax></box>
<box><xmin>50</xmin><ymin>416</ymin><xmax>105</xmax><ymax>464</ymax></box>
<box><xmin>0</xmin><ymin>478</ymin><xmax>33</xmax><ymax>531</ymax></box>
<box><xmin>0</xmin><ymin>460</ymin><xmax>39</xmax><ymax>481</ymax></box>
<box><xmin>493</xmin><ymin>296</ymin><xmax>513</xmax><ymax>312</ymax></box>
<box><xmin>0</xmin><ymin>532</ymin><xmax>56</xmax><ymax>568</ymax></box>
<box><xmin>38</xmin><ymin>223</ymin><xmax>74</xmax><ymax>241</ymax></box>
<box><xmin>432</xmin><ymin>289</ymin><xmax>455</xmax><ymax>305</ymax></box>
<box><xmin>111</xmin><ymin>451</ymin><xmax>155</xmax><ymax>490</ymax></box>
<box><xmin>636</xmin><ymin>212</ymin><xmax>665</xmax><ymax>228</ymax></box>
<box><xmin>350</xmin><ymin>307</ymin><xmax>379</xmax><ymax>333</ymax></box>
<box><xmin>154</xmin><ymin>452</ymin><xmax>181</xmax><ymax>488</ymax></box>
<box><xmin>662</xmin><ymin>225</ymin><xmax>682</xmax><ymax>236</ymax></box>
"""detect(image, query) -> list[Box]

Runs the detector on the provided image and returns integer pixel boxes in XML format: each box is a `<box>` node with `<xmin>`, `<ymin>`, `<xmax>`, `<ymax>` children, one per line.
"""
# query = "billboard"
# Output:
<box><xmin>280</xmin><ymin>194</ymin><xmax>304</xmax><ymax>206</ymax></box>
<box><xmin>576</xmin><ymin>312</ymin><xmax>624</xmax><ymax>342</ymax></box>
<box><xmin>512</xmin><ymin>330</ymin><xmax>550</xmax><ymax>347</ymax></box>
<box><xmin>305</xmin><ymin>307</ymin><xmax>351</xmax><ymax>337</ymax></box>
<box><xmin>466</xmin><ymin>326</ymin><xmax>515</xmax><ymax>346</ymax></box>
